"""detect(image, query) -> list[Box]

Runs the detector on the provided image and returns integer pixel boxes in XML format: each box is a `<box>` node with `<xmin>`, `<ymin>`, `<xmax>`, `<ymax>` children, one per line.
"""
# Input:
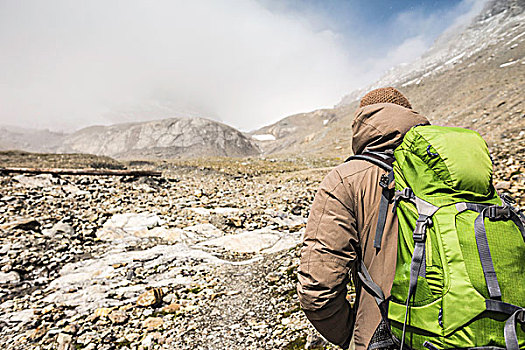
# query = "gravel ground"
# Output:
<box><xmin>0</xmin><ymin>151</ymin><xmax>522</xmax><ymax>350</ymax></box>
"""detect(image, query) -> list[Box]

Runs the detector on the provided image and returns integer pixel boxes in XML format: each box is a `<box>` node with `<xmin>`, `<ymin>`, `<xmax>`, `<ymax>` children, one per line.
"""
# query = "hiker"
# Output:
<box><xmin>297</xmin><ymin>87</ymin><xmax>525</xmax><ymax>350</ymax></box>
<box><xmin>297</xmin><ymin>87</ymin><xmax>428</xmax><ymax>349</ymax></box>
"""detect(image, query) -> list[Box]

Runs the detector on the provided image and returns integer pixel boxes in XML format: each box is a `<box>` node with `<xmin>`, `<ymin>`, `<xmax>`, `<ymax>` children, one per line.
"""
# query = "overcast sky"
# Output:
<box><xmin>0</xmin><ymin>0</ymin><xmax>487</xmax><ymax>132</ymax></box>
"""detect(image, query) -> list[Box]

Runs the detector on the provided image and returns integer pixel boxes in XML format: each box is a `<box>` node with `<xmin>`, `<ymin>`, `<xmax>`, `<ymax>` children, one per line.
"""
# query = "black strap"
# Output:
<box><xmin>374</xmin><ymin>170</ymin><xmax>394</xmax><ymax>249</ymax></box>
<box><xmin>504</xmin><ymin>308</ymin><xmax>525</xmax><ymax>350</ymax></box>
<box><xmin>474</xmin><ymin>209</ymin><xmax>502</xmax><ymax>299</ymax></box>
<box><xmin>358</xmin><ymin>261</ymin><xmax>385</xmax><ymax>307</ymax></box>
<box><xmin>358</xmin><ymin>261</ymin><xmax>397</xmax><ymax>350</ymax></box>
<box><xmin>345</xmin><ymin>154</ymin><xmax>393</xmax><ymax>172</ymax></box>
<box><xmin>366</xmin><ymin>150</ymin><xmax>394</xmax><ymax>160</ymax></box>
<box><xmin>485</xmin><ymin>299</ymin><xmax>522</xmax><ymax>315</ymax></box>
<box><xmin>346</xmin><ymin>152</ymin><xmax>395</xmax><ymax>251</ymax></box>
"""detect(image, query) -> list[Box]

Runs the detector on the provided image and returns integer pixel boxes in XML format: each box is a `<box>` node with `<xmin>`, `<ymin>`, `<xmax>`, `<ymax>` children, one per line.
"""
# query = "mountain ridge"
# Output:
<box><xmin>0</xmin><ymin>116</ymin><xmax>260</xmax><ymax>159</ymax></box>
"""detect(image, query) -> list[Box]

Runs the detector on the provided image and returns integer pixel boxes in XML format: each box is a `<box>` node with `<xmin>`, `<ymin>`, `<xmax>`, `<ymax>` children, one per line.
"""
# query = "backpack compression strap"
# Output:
<box><xmin>358</xmin><ymin>261</ymin><xmax>397</xmax><ymax>350</ymax></box>
<box><xmin>456</xmin><ymin>202</ymin><xmax>525</xmax><ymax>299</ymax></box>
<box><xmin>396</xmin><ymin>192</ymin><xmax>439</xmax><ymax>350</ymax></box>
<box><xmin>456</xmin><ymin>201</ymin><xmax>525</xmax><ymax>349</ymax></box>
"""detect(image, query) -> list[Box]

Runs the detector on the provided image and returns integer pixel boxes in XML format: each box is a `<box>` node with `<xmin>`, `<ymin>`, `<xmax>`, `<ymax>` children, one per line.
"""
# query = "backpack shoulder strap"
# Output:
<box><xmin>345</xmin><ymin>151</ymin><xmax>395</xmax><ymax>250</ymax></box>
<box><xmin>344</xmin><ymin>152</ymin><xmax>393</xmax><ymax>172</ymax></box>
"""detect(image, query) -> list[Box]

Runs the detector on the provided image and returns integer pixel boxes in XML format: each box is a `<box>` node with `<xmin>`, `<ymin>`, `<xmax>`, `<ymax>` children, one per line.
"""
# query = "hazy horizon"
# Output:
<box><xmin>0</xmin><ymin>0</ymin><xmax>487</xmax><ymax>133</ymax></box>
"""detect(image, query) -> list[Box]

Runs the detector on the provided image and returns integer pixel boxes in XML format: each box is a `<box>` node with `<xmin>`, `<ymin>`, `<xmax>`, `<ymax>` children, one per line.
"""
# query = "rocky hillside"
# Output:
<box><xmin>252</xmin><ymin>0</ymin><xmax>524</xmax><ymax>159</ymax></box>
<box><xmin>249</xmin><ymin>106</ymin><xmax>354</xmax><ymax>156</ymax></box>
<box><xmin>1</xmin><ymin>117</ymin><xmax>260</xmax><ymax>159</ymax></box>
<box><xmin>341</xmin><ymin>0</ymin><xmax>525</xmax><ymax>147</ymax></box>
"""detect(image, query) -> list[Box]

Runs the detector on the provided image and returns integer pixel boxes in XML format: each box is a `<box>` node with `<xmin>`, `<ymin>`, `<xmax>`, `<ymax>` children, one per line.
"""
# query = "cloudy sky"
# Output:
<box><xmin>0</xmin><ymin>0</ymin><xmax>487</xmax><ymax>132</ymax></box>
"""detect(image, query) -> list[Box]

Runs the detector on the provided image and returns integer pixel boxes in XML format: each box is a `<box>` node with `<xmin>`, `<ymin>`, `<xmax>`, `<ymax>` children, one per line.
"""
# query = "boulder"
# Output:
<box><xmin>96</xmin><ymin>213</ymin><xmax>166</xmax><ymax>241</ymax></box>
<box><xmin>198</xmin><ymin>230</ymin><xmax>281</xmax><ymax>254</ymax></box>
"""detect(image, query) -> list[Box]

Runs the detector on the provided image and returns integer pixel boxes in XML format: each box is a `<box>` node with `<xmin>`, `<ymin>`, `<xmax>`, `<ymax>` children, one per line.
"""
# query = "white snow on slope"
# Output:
<box><xmin>252</xmin><ymin>134</ymin><xmax>276</xmax><ymax>141</ymax></box>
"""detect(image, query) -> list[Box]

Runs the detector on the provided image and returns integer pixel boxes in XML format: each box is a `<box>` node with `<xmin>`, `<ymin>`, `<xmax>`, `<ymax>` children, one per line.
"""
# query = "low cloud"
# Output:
<box><xmin>0</xmin><ymin>0</ymin><xmax>487</xmax><ymax>132</ymax></box>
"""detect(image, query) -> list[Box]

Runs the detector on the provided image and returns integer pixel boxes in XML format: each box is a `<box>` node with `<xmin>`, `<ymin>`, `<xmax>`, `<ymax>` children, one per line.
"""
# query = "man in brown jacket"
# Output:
<box><xmin>297</xmin><ymin>88</ymin><xmax>430</xmax><ymax>349</ymax></box>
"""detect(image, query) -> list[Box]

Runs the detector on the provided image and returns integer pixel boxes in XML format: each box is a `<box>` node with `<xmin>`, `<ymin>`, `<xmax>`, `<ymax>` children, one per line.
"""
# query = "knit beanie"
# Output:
<box><xmin>359</xmin><ymin>87</ymin><xmax>412</xmax><ymax>109</ymax></box>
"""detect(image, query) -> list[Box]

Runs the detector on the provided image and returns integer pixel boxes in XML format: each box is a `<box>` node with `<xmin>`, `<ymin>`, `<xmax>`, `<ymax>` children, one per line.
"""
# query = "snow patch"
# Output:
<box><xmin>252</xmin><ymin>134</ymin><xmax>276</xmax><ymax>141</ymax></box>
<box><xmin>507</xmin><ymin>31</ymin><xmax>525</xmax><ymax>44</ymax></box>
<box><xmin>401</xmin><ymin>78</ymin><xmax>420</xmax><ymax>87</ymax></box>
<box><xmin>445</xmin><ymin>52</ymin><xmax>466</xmax><ymax>65</ymax></box>
<box><xmin>500</xmin><ymin>60</ymin><xmax>519</xmax><ymax>68</ymax></box>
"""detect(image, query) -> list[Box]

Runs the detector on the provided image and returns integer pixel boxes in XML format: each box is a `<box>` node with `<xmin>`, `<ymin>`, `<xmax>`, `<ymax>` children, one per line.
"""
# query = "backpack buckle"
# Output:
<box><xmin>501</xmin><ymin>193</ymin><xmax>516</xmax><ymax>206</ymax></box>
<box><xmin>517</xmin><ymin>309</ymin><xmax>525</xmax><ymax>323</ymax></box>
<box><xmin>413</xmin><ymin>231</ymin><xmax>426</xmax><ymax>243</ymax></box>
<box><xmin>413</xmin><ymin>216</ymin><xmax>432</xmax><ymax>242</ymax></box>
<box><xmin>379</xmin><ymin>174</ymin><xmax>389</xmax><ymax>189</ymax></box>
<box><xmin>394</xmin><ymin>188</ymin><xmax>413</xmax><ymax>201</ymax></box>
<box><xmin>393</xmin><ymin>188</ymin><xmax>414</xmax><ymax>212</ymax></box>
<box><xmin>487</xmin><ymin>205</ymin><xmax>511</xmax><ymax>220</ymax></box>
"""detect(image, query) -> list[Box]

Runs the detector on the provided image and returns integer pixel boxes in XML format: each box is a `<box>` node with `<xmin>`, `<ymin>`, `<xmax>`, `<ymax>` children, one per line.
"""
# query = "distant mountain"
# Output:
<box><xmin>1</xmin><ymin>117</ymin><xmax>260</xmax><ymax>159</ymax></box>
<box><xmin>60</xmin><ymin>117</ymin><xmax>260</xmax><ymax>159</ymax></box>
<box><xmin>253</xmin><ymin>0</ymin><xmax>525</xmax><ymax>158</ymax></box>
<box><xmin>0</xmin><ymin>126</ymin><xmax>66</xmax><ymax>153</ymax></box>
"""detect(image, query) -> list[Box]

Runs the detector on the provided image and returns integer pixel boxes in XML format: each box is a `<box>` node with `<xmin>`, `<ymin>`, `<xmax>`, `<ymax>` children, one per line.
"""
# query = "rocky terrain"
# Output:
<box><xmin>0</xmin><ymin>153</ymin><xmax>345</xmax><ymax>350</ymax></box>
<box><xmin>0</xmin><ymin>117</ymin><xmax>260</xmax><ymax>159</ymax></box>
<box><xmin>0</xmin><ymin>147</ymin><xmax>522</xmax><ymax>350</ymax></box>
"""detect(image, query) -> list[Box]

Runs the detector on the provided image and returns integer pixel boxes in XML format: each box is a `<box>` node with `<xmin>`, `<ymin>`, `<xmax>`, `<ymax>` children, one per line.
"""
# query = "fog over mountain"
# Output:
<box><xmin>1</xmin><ymin>0</ymin><xmax>521</xmax><ymax>160</ymax></box>
<box><xmin>251</xmin><ymin>0</ymin><xmax>524</xmax><ymax>157</ymax></box>
<box><xmin>0</xmin><ymin>0</ymin><xmax>486</xmax><ymax>132</ymax></box>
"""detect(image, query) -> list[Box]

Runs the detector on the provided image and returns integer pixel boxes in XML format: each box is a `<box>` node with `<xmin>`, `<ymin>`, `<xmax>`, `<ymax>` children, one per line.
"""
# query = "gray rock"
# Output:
<box><xmin>96</xmin><ymin>213</ymin><xmax>164</xmax><ymax>240</ymax></box>
<box><xmin>56</xmin><ymin>333</ymin><xmax>74</xmax><ymax>350</ymax></box>
<box><xmin>42</xmin><ymin>244</ymin><xmax>218</xmax><ymax>314</ymax></box>
<box><xmin>182</xmin><ymin>223</ymin><xmax>224</xmax><ymax>243</ymax></box>
<box><xmin>0</xmin><ymin>271</ymin><xmax>20</xmax><ymax>284</ymax></box>
<box><xmin>43</xmin><ymin>222</ymin><xmax>74</xmax><ymax>237</ymax></box>
<box><xmin>12</xmin><ymin>174</ymin><xmax>59</xmax><ymax>188</ymax></box>
<box><xmin>197</xmin><ymin>229</ymin><xmax>282</xmax><ymax>254</ymax></box>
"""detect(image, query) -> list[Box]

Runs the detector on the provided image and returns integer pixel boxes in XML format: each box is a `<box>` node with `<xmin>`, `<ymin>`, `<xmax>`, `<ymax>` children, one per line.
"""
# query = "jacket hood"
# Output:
<box><xmin>352</xmin><ymin>103</ymin><xmax>430</xmax><ymax>155</ymax></box>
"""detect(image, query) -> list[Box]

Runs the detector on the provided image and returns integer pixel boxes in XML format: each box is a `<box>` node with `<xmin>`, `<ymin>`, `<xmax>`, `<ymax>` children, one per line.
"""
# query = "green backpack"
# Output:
<box><xmin>349</xmin><ymin>125</ymin><xmax>525</xmax><ymax>350</ymax></box>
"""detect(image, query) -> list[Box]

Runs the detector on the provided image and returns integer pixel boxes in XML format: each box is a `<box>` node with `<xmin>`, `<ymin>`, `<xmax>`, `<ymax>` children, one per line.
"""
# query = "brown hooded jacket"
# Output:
<box><xmin>297</xmin><ymin>103</ymin><xmax>430</xmax><ymax>349</ymax></box>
